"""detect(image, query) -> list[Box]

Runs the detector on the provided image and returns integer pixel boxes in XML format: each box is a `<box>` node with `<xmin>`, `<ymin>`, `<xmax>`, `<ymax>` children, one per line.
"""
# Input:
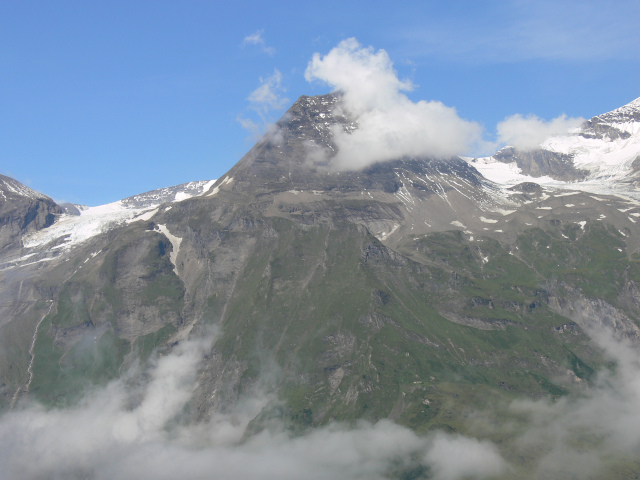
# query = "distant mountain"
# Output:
<box><xmin>2</xmin><ymin>94</ymin><xmax>640</xmax><ymax>478</ymax></box>
<box><xmin>0</xmin><ymin>174</ymin><xmax>63</xmax><ymax>251</ymax></box>
<box><xmin>0</xmin><ymin>178</ymin><xmax>216</xmax><ymax>266</ymax></box>
<box><xmin>120</xmin><ymin>179</ymin><xmax>217</xmax><ymax>208</ymax></box>
<box><xmin>470</xmin><ymin>97</ymin><xmax>640</xmax><ymax>195</ymax></box>
<box><xmin>581</xmin><ymin>96</ymin><xmax>640</xmax><ymax>140</ymax></box>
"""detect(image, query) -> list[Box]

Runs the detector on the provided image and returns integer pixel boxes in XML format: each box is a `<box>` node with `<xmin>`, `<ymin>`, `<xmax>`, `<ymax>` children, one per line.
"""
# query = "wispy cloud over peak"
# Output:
<box><xmin>242</xmin><ymin>29</ymin><xmax>275</xmax><ymax>55</ymax></box>
<box><xmin>305</xmin><ymin>38</ymin><xmax>484</xmax><ymax>170</ymax></box>
<box><xmin>497</xmin><ymin>113</ymin><xmax>585</xmax><ymax>151</ymax></box>
<box><xmin>238</xmin><ymin>69</ymin><xmax>289</xmax><ymax>139</ymax></box>
<box><xmin>248</xmin><ymin>69</ymin><xmax>288</xmax><ymax>112</ymax></box>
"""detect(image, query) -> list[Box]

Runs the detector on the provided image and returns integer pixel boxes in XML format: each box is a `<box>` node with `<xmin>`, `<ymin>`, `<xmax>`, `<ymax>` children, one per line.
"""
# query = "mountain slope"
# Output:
<box><xmin>2</xmin><ymin>94</ymin><xmax>640</xmax><ymax>478</ymax></box>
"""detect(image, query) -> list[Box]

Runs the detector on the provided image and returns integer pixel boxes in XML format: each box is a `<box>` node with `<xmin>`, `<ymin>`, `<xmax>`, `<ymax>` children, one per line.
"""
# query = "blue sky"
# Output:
<box><xmin>2</xmin><ymin>0</ymin><xmax>639</xmax><ymax>205</ymax></box>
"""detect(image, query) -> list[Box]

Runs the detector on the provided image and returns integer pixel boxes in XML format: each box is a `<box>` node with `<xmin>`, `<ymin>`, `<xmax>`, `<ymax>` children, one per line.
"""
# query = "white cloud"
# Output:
<box><xmin>502</xmin><ymin>319</ymin><xmax>640</xmax><ymax>478</ymax></box>
<box><xmin>248</xmin><ymin>69</ymin><xmax>288</xmax><ymax>113</ymax></box>
<box><xmin>242</xmin><ymin>29</ymin><xmax>275</xmax><ymax>55</ymax></box>
<box><xmin>237</xmin><ymin>116</ymin><xmax>262</xmax><ymax>140</ymax></box>
<box><xmin>496</xmin><ymin>113</ymin><xmax>585</xmax><ymax>150</ymax></box>
<box><xmin>239</xmin><ymin>69</ymin><xmax>289</xmax><ymax>138</ymax></box>
<box><xmin>0</xmin><ymin>331</ymin><xmax>506</xmax><ymax>480</ymax></box>
<box><xmin>304</xmin><ymin>38</ymin><xmax>484</xmax><ymax>170</ymax></box>
<box><xmin>425</xmin><ymin>433</ymin><xmax>506</xmax><ymax>480</ymax></box>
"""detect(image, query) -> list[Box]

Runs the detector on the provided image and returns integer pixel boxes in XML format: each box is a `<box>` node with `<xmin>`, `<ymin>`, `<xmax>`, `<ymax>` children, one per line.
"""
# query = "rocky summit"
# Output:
<box><xmin>3</xmin><ymin>94</ymin><xmax>640</xmax><ymax>478</ymax></box>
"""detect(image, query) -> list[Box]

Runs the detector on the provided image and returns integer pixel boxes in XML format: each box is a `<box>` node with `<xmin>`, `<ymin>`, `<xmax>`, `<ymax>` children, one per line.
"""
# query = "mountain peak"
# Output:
<box><xmin>0</xmin><ymin>174</ymin><xmax>51</xmax><ymax>203</ymax></box>
<box><xmin>581</xmin><ymin>96</ymin><xmax>640</xmax><ymax>140</ymax></box>
<box><xmin>0</xmin><ymin>174</ymin><xmax>63</xmax><ymax>250</ymax></box>
<box><xmin>219</xmin><ymin>93</ymin><xmax>488</xmax><ymax>206</ymax></box>
<box><xmin>610</xmin><ymin>96</ymin><xmax>640</xmax><ymax>115</ymax></box>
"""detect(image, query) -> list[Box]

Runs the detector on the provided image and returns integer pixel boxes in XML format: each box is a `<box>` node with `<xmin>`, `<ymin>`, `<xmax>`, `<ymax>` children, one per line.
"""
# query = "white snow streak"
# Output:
<box><xmin>155</xmin><ymin>224</ymin><xmax>182</xmax><ymax>274</ymax></box>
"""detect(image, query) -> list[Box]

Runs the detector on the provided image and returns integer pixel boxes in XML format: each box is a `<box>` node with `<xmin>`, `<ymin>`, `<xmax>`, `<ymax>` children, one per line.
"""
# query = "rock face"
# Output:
<box><xmin>0</xmin><ymin>175</ymin><xmax>63</xmax><ymax>251</ymax></box>
<box><xmin>2</xmin><ymin>93</ymin><xmax>640</xmax><ymax>450</ymax></box>
<box><xmin>492</xmin><ymin>146</ymin><xmax>588</xmax><ymax>182</ymax></box>
<box><xmin>548</xmin><ymin>288</ymin><xmax>640</xmax><ymax>343</ymax></box>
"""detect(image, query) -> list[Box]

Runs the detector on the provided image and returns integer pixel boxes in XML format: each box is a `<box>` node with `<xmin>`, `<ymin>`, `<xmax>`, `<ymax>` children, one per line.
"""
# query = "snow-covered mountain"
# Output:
<box><xmin>0</xmin><ymin>178</ymin><xmax>216</xmax><ymax>272</ymax></box>
<box><xmin>468</xmin><ymin>97</ymin><xmax>640</xmax><ymax>197</ymax></box>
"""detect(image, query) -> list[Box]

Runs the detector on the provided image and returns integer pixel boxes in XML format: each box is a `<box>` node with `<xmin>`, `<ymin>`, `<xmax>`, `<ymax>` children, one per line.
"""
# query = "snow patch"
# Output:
<box><xmin>376</xmin><ymin>224</ymin><xmax>400</xmax><ymax>241</ymax></box>
<box><xmin>126</xmin><ymin>208</ymin><xmax>159</xmax><ymax>224</ymax></box>
<box><xmin>465</xmin><ymin>157</ymin><xmax>561</xmax><ymax>188</ymax></box>
<box><xmin>198</xmin><ymin>179</ymin><xmax>217</xmax><ymax>196</ymax></box>
<box><xmin>174</xmin><ymin>192</ymin><xmax>192</xmax><ymax>201</ymax></box>
<box><xmin>155</xmin><ymin>224</ymin><xmax>182</xmax><ymax>274</ymax></box>
<box><xmin>23</xmin><ymin>202</ymin><xmax>147</xmax><ymax>251</ymax></box>
<box><xmin>542</xmin><ymin>124</ymin><xmax>640</xmax><ymax>185</ymax></box>
<box><xmin>207</xmin><ymin>176</ymin><xmax>234</xmax><ymax>197</ymax></box>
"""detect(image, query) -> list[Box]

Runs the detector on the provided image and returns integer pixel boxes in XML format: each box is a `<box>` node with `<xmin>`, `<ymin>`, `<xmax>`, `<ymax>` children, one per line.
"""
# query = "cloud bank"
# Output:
<box><xmin>505</xmin><ymin>322</ymin><xmax>640</xmax><ymax>478</ymax></box>
<box><xmin>0</xmin><ymin>333</ymin><xmax>506</xmax><ymax>480</ymax></box>
<box><xmin>3</xmin><ymin>301</ymin><xmax>640</xmax><ymax>478</ymax></box>
<box><xmin>304</xmin><ymin>38</ymin><xmax>484</xmax><ymax>170</ymax></box>
<box><xmin>496</xmin><ymin>113</ymin><xmax>585</xmax><ymax>151</ymax></box>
